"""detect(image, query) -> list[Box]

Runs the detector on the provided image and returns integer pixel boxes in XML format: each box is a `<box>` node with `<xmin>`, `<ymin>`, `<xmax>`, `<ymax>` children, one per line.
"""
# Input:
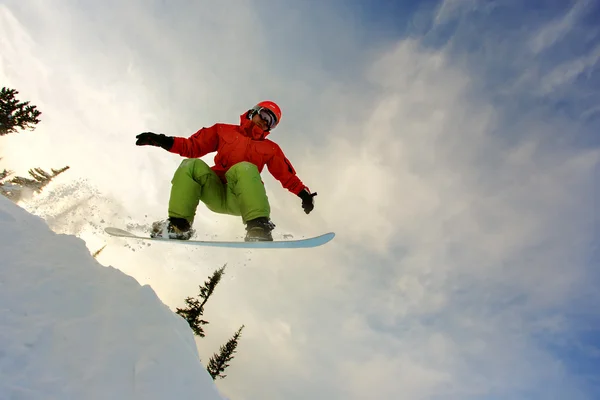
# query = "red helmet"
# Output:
<box><xmin>250</xmin><ymin>100</ymin><xmax>282</xmax><ymax>130</ymax></box>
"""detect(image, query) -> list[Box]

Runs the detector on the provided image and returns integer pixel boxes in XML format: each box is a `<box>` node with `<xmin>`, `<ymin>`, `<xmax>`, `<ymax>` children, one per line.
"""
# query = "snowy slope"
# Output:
<box><xmin>0</xmin><ymin>196</ymin><xmax>225</xmax><ymax>400</ymax></box>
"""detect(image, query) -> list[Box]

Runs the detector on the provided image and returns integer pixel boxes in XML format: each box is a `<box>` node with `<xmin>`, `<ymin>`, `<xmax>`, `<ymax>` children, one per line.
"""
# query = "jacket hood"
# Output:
<box><xmin>239</xmin><ymin>112</ymin><xmax>270</xmax><ymax>140</ymax></box>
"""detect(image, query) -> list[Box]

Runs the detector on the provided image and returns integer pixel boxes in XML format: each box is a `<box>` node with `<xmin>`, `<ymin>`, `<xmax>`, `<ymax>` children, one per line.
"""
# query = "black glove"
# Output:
<box><xmin>135</xmin><ymin>132</ymin><xmax>174</xmax><ymax>150</ymax></box>
<box><xmin>298</xmin><ymin>189</ymin><xmax>317</xmax><ymax>214</ymax></box>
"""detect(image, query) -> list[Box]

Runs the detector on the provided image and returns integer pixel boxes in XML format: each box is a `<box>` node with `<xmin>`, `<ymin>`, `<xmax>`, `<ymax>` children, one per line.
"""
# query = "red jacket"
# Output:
<box><xmin>169</xmin><ymin>113</ymin><xmax>308</xmax><ymax>195</ymax></box>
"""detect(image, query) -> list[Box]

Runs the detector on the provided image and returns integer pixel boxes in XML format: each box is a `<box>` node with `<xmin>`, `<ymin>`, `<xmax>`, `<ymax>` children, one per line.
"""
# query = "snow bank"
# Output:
<box><xmin>0</xmin><ymin>196</ymin><xmax>225</xmax><ymax>400</ymax></box>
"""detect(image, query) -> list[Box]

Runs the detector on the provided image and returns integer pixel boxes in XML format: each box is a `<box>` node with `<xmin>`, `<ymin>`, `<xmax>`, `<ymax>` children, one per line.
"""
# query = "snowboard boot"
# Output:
<box><xmin>151</xmin><ymin>217</ymin><xmax>195</xmax><ymax>240</ymax></box>
<box><xmin>245</xmin><ymin>217</ymin><xmax>275</xmax><ymax>242</ymax></box>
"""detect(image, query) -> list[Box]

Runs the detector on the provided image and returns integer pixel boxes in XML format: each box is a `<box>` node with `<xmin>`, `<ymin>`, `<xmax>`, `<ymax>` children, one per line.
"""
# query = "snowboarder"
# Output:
<box><xmin>135</xmin><ymin>101</ymin><xmax>317</xmax><ymax>242</ymax></box>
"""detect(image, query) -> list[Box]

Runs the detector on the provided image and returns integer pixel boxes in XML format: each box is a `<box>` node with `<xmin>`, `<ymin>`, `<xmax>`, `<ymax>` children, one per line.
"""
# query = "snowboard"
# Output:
<box><xmin>104</xmin><ymin>227</ymin><xmax>335</xmax><ymax>249</ymax></box>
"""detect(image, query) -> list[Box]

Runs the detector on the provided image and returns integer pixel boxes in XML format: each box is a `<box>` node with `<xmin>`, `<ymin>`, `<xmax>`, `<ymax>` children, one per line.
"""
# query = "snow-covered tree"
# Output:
<box><xmin>0</xmin><ymin>87</ymin><xmax>42</xmax><ymax>136</ymax></box>
<box><xmin>206</xmin><ymin>325</ymin><xmax>244</xmax><ymax>380</ymax></box>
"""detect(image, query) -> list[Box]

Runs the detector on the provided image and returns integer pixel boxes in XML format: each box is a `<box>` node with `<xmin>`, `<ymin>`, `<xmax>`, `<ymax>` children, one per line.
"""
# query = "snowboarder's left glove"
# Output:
<box><xmin>135</xmin><ymin>132</ymin><xmax>174</xmax><ymax>150</ymax></box>
<box><xmin>298</xmin><ymin>189</ymin><xmax>317</xmax><ymax>214</ymax></box>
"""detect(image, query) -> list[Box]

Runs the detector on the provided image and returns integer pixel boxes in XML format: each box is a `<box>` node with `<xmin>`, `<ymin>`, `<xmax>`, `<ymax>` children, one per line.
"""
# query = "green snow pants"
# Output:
<box><xmin>167</xmin><ymin>159</ymin><xmax>270</xmax><ymax>224</ymax></box>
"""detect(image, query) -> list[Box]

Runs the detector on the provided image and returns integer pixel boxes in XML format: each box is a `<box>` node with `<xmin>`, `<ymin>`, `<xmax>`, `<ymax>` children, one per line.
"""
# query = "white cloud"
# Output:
<box><xmin>528</xmin><ymin>0</ymin><xmax>591</xmax><ymax>54</ymax></box>
<box><xmin>539</xmin><ymin>44</ymin><xmax>600</xmax><ymax>94</ymax></box>
<box><xmin>434</xmin><ymin>0</ymin><xmax>481</xmax><ymax>26</ymax></box>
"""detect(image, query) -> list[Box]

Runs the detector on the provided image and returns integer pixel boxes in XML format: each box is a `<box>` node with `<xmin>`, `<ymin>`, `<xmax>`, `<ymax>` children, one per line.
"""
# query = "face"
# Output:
<box><xmin>252</xmin><ymin>112</ymin><xmax>270</xmax><ymax>131</ymax></box>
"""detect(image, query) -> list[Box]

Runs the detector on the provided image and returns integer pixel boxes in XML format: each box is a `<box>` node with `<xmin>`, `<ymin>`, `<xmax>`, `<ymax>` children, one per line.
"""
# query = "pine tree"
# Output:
<box><xmin>0</xmin><ymin>87</ymin><xmax>42</xmax><ymax>135</ymax></box>
<box><xmin>207</xmin><ymin>325</ymin><xmax>244</xmax><ymax>380</ymax></box>
<box><xmin>0</xmin><ymin>166</ymin><xmax>70</xmax><ymax>201</ymax></box>
<box><xmin>175</xmin><ymin>265</ymin><xmax>226</xmax><ymax>337</ymax></box>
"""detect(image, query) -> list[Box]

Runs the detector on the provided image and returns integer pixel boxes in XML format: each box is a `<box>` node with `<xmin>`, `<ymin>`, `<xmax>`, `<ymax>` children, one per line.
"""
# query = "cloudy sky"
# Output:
<box><xmin>1</xmin><ymin>0</ymin><xmax>599</xmax><ymax>399</ymax></box>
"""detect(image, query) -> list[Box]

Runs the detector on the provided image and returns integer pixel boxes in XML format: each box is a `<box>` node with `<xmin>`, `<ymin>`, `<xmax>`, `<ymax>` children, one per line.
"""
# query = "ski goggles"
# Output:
<box><xmin>255</xmin><ymin>107</ymin><xmax>278</xmax><ymax>130</ymax></box>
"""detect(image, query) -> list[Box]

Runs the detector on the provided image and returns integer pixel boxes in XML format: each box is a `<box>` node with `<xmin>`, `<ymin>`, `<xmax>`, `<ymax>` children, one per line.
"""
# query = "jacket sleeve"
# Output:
<box><xmin>267</xmin><ymin>145</ymin><xmax>309</xmax><ymax>195</ymax></box>
<box><xmin>168</xmin><ymin>124</ymin><xmax>220</xmax><ymax>158</ymax></box>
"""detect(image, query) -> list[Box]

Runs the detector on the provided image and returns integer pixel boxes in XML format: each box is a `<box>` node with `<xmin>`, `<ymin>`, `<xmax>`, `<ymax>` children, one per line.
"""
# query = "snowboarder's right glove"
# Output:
<box><xmin>298</xmin><ymin>189</ymin><xmax>317</xmax><ymax>214</ymax></box>
<box><xmin>135</xmin><ymin>132</ymin><xmax>174</xmax><ymax>151</ymax></box>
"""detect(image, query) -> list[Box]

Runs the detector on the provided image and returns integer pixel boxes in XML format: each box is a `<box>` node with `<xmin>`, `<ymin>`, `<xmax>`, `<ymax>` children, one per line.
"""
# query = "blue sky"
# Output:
<box><xmin>1</xmin><ymin>0</ymin><xmax>599</xmax><ymax>399</ymax></box>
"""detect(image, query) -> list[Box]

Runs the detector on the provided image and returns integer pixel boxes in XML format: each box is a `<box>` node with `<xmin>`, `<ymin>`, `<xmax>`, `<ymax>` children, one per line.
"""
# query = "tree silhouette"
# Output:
<box><xmin>1</xmin><ymin>166</ymin><xmax>70</xmax><ymax>201</ymax></box>
<box><xmin>0</xmin><ymin>166</ymin><xmax>12</xmax><ymax>181</ymax></box>
<box><xmin>175</xmin><ymin>265</ymin><xmax>226</xmax><ymax>337</ymax></box>
<box><xmin>92</xmin><ymin>245</ymin><xmax>107</xmax><ymax>259</ymax></box>
<box><xmin>207</xmin><ymin>325</ymin><xmax>244</xmax><ymax>380</ymax></box>
<box><xmin>0</xmin><ymin>87</ymin><xmax>42</xmax><ymax>135</ymax></box>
